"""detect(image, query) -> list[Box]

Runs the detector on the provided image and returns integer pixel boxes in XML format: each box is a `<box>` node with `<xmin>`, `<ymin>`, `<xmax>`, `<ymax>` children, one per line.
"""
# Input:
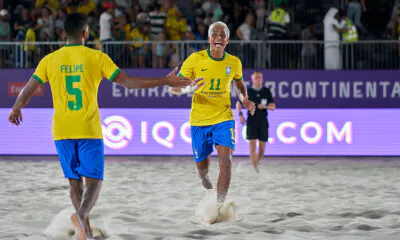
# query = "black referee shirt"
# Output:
<box><xmin>246</xmin><ymin>87</ymin><xmax>274</xmax><ymax>125</ymax></box>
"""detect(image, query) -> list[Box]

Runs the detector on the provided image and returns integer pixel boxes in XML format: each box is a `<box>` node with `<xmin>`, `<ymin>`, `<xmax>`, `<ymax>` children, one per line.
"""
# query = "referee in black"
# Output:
<box><xmin>236</xmin><ymin>71</ymin><xmax>275</xmax><ymax>173</ymax></box>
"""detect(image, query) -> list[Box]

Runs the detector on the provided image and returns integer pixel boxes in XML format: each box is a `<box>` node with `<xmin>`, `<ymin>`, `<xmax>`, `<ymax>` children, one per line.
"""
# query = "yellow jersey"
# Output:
<box><xmin>129</xmin><ymin>28</ymin><xmax>149</xmax><ymax>48</ymax></box>
<box><xmin>35</xmin><ymin>0</ymin><xmax>59</xmax><ymax>9</ymax></box>
<box><xmin>32</xmin><ymin>44</ymin><xmax>120</xmax><ymax>140</ymax></box>
<box><xmin>179</xmin><ymin>49</ymin><xmax>243</xmax><ymax>126</ymax></box>
<box><xmin>166</xmin><ymin>18</ymin><xmax>187</xmax><ymax>40</ymax></box>
<box><xmin>24</xmin><ymin>28</ymin><xmax>36</xmax><ymax>52</ymax></box>
<box><xmin>77</xmin><ymin>1</ymin><xmax>96</xmax><ymax>15</ymax></box>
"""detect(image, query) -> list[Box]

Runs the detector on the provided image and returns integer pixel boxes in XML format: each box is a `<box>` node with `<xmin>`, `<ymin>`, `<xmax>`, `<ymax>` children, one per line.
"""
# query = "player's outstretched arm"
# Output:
<box><xmin>113</xmin><ymin>67</ymin><xmax>192</xmax><ymax>89</ymax></box>
<box><xmin>168</xmin><ymin>77</ymin><xmax>205</xmax><ymax>96</ymax></box>
<box><xmin>236</xmin><ymin>100</ymin><xmax>246</xmax><ymax>125</ymax></box>
<box><xmin>234</xmin><ymin>80</ymin><xmax>256</xmax><ymax>115</ymax></box>
<box><xmin>8</xmin><ymin>77</ymin><xmax>41</xmax><ymax>126</ymax></box>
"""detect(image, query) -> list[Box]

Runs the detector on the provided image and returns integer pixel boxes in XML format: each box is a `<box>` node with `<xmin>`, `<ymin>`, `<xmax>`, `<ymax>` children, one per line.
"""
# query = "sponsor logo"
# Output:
<box><xmin>8</xmin><ymin>82</ymin><xmax>44</xmax><ymax>96</ymax></box>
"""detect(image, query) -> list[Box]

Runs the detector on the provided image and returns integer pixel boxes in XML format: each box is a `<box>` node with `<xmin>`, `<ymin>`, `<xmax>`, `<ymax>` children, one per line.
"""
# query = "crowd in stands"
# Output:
<box><xmin>0</xmin><ymin>0</ymin><xmax>398</xmax><ymax>69</ymax></box>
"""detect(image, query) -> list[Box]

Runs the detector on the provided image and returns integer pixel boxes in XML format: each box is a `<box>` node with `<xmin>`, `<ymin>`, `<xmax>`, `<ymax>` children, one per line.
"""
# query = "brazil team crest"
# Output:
<box><xmin>226</xmin><ymin>66</ymin><xmax>231</xmax><ymax>74</ymax></box>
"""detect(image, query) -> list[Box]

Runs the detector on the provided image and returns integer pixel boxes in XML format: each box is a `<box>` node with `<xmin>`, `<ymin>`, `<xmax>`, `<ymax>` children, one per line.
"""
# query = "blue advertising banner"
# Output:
<box><xmin>2</xmin><ymin>69</ymin><xmax>399</xmax><ymax>108</ymax></box>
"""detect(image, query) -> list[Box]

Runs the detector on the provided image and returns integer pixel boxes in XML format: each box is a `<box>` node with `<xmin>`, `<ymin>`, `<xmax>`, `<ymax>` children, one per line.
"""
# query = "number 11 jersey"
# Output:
<box><xmin>32</xmin><ymin>44</ymin><xmax>120</xmax><ymax>140</ymax></box>
<box><xmin>178</xmin><ymin>49</ymin><xmax>243</xmax><ymax>126</ymax></box>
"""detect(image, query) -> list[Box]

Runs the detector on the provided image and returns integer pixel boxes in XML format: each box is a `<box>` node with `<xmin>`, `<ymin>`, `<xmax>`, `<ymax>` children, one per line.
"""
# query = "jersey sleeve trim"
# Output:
<box><xmin>177</xmin><ymin>73</ymin><xmax>185</xmax><ymax>77</ymax></box>
<box><xmin>233</xmin><ymin>76</ymin><xmax>243</xmax><ymax>81</ymax></box>
<box><xmin>109</xmin><ymin>68</ymin><xmax>121</xmax><ymax>82</ymax></box>
<box><xmin>32</xmin><ymin>74</ymin><xmax>45</xmax><ymax>85</ymax></box>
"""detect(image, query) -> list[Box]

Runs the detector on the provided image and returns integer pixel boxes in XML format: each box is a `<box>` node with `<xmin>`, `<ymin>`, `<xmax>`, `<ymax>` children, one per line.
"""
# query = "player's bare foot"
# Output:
<box><xmin>85</xmin><ymin>218</ymin><xmax>93</xmax><ymax>238</ymax></box>
<box><xmin>252</xmin><ymin>162</ymin><xmax>260</xmax><ymax>173</ymax></box>
<box><xmin>71</xmin><ymin>213</ymin><xmax>87</xmax><ymax>240</ymax></box>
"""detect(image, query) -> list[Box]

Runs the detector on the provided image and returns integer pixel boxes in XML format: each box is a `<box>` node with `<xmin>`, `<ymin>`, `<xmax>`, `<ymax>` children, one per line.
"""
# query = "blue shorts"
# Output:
<box><xmin>190</xmin><ymin>120</ymin><xmax>235</xmax><ymax>162</ymax></box>
<box><xmin>54</xmin><ymin>139</ymin><xmax>104</xmax><ymax>180</ymax></box>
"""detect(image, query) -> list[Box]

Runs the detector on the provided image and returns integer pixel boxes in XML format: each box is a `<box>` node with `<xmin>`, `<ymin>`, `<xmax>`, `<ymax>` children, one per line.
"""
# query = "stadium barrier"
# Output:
<box><xmin>0</xmin><ymin>40</ymin><xmax>400</xmax><ymax>70</ymax></box>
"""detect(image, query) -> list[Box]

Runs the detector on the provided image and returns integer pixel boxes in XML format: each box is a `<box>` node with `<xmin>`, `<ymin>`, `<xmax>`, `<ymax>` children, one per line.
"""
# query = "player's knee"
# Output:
<box><xmin>219</xmin><ymin>156</ymin><xmax>232</xmax><ymax>170</ymax></box>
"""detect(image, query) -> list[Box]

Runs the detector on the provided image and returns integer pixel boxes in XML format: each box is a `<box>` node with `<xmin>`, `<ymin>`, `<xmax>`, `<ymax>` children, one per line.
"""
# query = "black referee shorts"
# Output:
<box><xmin>246</xmin><ymin>122</ymin><xmax>269</xmax><ymax>142</ymax></box>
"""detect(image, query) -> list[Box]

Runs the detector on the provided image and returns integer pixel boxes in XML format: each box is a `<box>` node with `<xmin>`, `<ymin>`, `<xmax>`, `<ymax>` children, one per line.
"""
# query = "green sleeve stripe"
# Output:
<box><xmin>177</xmin><ymin>73</ymin><xmax>185</xmax><ymax>77</ymax></box>
<box><xmin>32</xmin><ymin>74</ymin><xmax>44</xmax><ymax>85</ymax></box>
<box><xmin>233</xmin><ymin>76</ymin><xmax>243</xmax><ymax>81</ymax></box>
<box><xmin>109</xmin><ymin>68</ymin><xmax>121</xmax><ymax>82</ymax></box>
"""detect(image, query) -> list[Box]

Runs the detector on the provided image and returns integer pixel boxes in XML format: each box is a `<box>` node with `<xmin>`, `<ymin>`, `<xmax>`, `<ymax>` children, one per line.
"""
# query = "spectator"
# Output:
<box><xmin>324</xmin><ymin>8</ymin><xmax>347</xmax><ymax>70</ymax></box>
<box><xmin>54</xmin><ymin>9</ymin><xmax>67</xmax><ymax>35</ymax></box>
<box><xmin>390</xmin><ymin>3</ymin><xmax>400</xmax><ymax>39</ymax></box>
<box><xmin>152</xmin><ymin>31</ymin><xmax>168</xmax><ymax>68</ymax></box>
<box><xmin>35</xmin><ymin>0</ymin><xmax>59</xmax><ymax>10</ymax></box>
<box><xmin>37</xmin><ymin>6</ymin><xmax>55</xmax><ymax>41</ymax></box>
<box><xmin>236</xmin><ymin>13</ymin><xmax>255</xmax><ymax>41</ymax></box>
<box><xmin>254</xmin><ymin>0</ymin><xmax>267</xmax><ymax>31</ymax></box>
<box><xmin>99</xmin><ymin>1</ymin><xmax>115</xmax><ymax>55</ymax></box>
<box><xmin>203</xmin><ymin>11</ymin><xmax>214</xmax><ymax>26</ymax></box>
<box><xmin>163</xmin><ymin>0</ymin><xmax>178</xmax><ymax>20</ymax></box>
<box><xmin>149</xmin><ymin>2</ymin><xmax>167</xmax><ymax>40</ymax></box>
<box><xmin>166</xmin><ymin>8</ymin><xmax>187</xmax><ymax>40</ymax></box>
<box><xmin>237</xmin><ymin>13</ymin><xmax>256</xmax><ymax>68</ymax></box>
<box><xmin>272</xmin><ymin>0</ymin><xmax>288</xmax><ymax>8</ymax></box>
<box><xmin>191</xmin><ymin>9</ymin><xmax>206</xmax><ymax>34</ymax></box>
<box><xmin>129</xmin><ymin>21</ymin><xmax>150</xmax><ymax>68</ymax></box>
<box><xmin>345</xmin><ymin>0</ymin><xmax>366</xmax><ymax>29</ymax></box>
<box><xmin>201</xmin><ymin>0</ymin><xmax>224</xmax><ymax>22</ymax></box>
<box><xmin>77</xmin><ymin>0</ymin><xmax>98</xmax><ymax>16</ymax></box>
<box><xmin>228</xmin><ymin>2</ymin><xmax>246</xmax><ymax>36</ymax></box>
<box><xmin>138</xmin><ymin>0</ymin><xmax>152</xmax><ymax>11</ymax></box>
<box><xmin>129</xmin><ymin>1</ymin><xmax>143</xmax><ymax>23</ymax></box>
<box><xmin>116</xmin><ymin>0</ymin><xmax>131</xmax><ymax>10</ymax></box>
<box><xmin>267</xmin><ymin>2</ymin><xmax>290</xmax><ymax>68</ymax></box>
<box><xmin>113</xmin><ymin>14</ymin><xmax>129</xmax><ymax>41</ymax></box>
<box><xmin>342</xmin><ymin>17</ymin><xmax>359</xmax><ymax>69</ymax></box>
<box><xmin>0</xmin><ymin>9</ymin><xmax>10</xmax><ymax>68</ymax></box>
<box><xmin>185</xmin><ymin>30</ymin><xmax>202</xmax><ymax>55</ymax></box>
<box><xmin>24</xmin><ymin>21</ymin><xmax>37</xmax><ymax>68</ymax></box>
<box><xmin>54</xmin><ymin>10</ymin><xmax>67</xmax><ymax>43</ymax></box>
<box><xmin>122</xmin><ymin>14</ymin><xmax>132</xmax><ymax>40</ymax></box>
<box><xmin>194</xmin><ymin>23</ymin><xmax>208</xmax><ymax>40</ymax></box>
<box><xmin>300</xmin><ymin>20</ymin><xmax>317</xmax><ymax>69</ymax></box>
<box><xmin>14</xmin><ymin>7</ymin><xmax>31</xmax><ymax>36</ymax></box>
<box><xmin>267</xmin><ymin>2</ymin><xmax>290</xmax><ymax>40</ymax></box>
<box><xmin>111</xmin><ymin>13</ymin><xmax>130</xmax><ymax>67</ymax></box>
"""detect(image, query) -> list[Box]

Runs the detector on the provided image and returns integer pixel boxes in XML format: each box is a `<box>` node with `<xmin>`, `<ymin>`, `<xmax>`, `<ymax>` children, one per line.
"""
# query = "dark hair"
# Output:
<box><xmin>306</xmin><ymin>17</ymin><xmax>315</xmax><ymax>26</ymax></box>
<box><xmin>43</xmin><ymin>6</ymin><xmax>51</xmax><ymax>15</ymax></box>
<box><xmin>64</xmin><ymin>13</ymin><xmax>88</xmax><ymax>39</ymax></box>
<box><xmin>153</xmin><ymin>2</ymin><xmax>161</xmax><ymax>10</ymax></box>
<box><xmin>337</xmin><ymin>9</ymin><xmax>346</xmax><ymax>17</ymax></box>
<box><xmin>30</xmin><ymin>20</ymin><xmax>37</xmax><ymax>28</ymax></box>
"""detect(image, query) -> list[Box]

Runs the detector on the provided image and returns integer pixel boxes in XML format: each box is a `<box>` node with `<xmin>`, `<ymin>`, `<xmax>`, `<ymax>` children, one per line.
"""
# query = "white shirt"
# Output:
<box><xmin>323</xmin><ymin>8</ymin><xmax>343</xmax><ymax>47</ymax></box>
<box><xmin>238</xmin><ymin>23</ymin><xmax>252</xmax><ymax>41</ymax></box>
<box><xmin>149</xmin><ymin>11</ymin><xmax>166</xmax><ymax>36</ymax></box>
<box><xmin>99</xmin><ymin>12</ymin><xmax>112</xmax><ymax>41</ymax></box>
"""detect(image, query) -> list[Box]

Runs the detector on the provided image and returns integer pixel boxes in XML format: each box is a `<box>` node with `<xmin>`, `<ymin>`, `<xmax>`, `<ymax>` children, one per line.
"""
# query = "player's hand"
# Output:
<box><xmin>170</xmin><ymin>77</ymin><xmax>205</xmax><ymax>93</ymax></box>
<box><xmin>164</xmin><ymin>67</ymin><xmax>191</xmax><ymax>87</ymax></box>
<box><xmin>8</xmin><ymin>108</ymin><xmax>22</xmax><ymax>126</ymax></box>
<box><xmin>243</xmin><ymin>97</ymin><xmax>256</xmax><ymax>115</ymax></box>
<box><xmin>257</xmin><ymin>103</ymin><xmax>266</xmax><ymax>110</ymax></box>
<box><xmin>240</xmin><ymin>115</ymin><xmax>246</xmax><ymax>125</ymax></box>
